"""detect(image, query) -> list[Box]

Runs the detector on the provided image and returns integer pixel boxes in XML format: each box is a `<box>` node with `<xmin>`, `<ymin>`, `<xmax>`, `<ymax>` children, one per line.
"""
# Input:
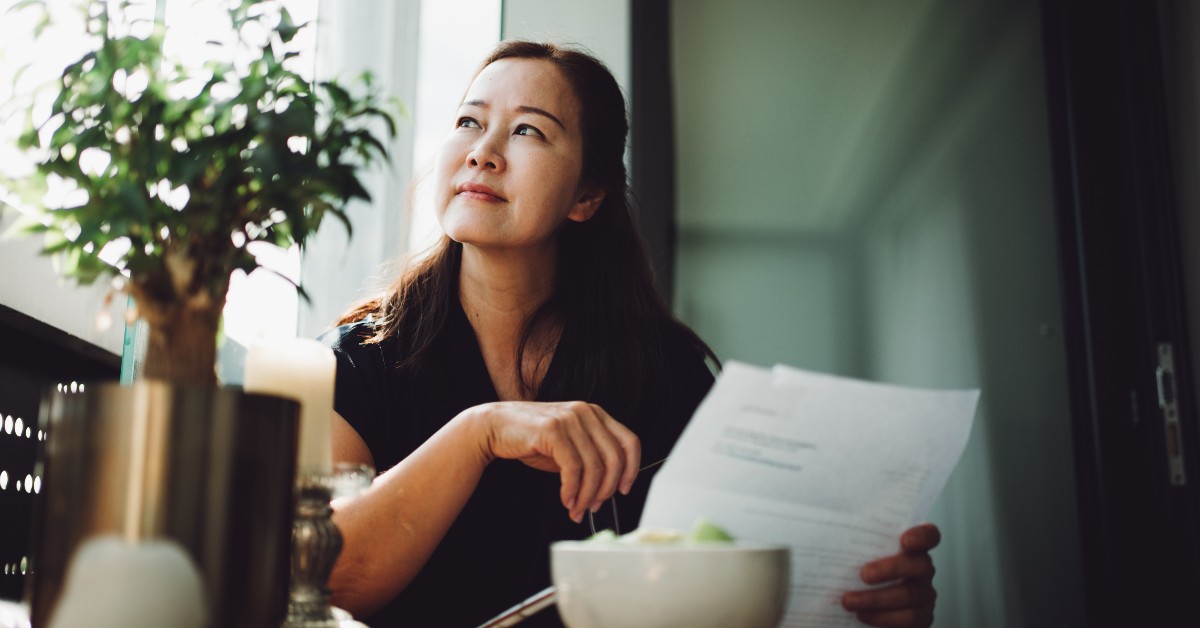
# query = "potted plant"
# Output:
<box><xmin>3</xmin><ymin>0</ymin><xmax>395</xmax><ymax>384</ymax></box>
<box><xmin>0</xmin><ymin>1</ymin><xmax>396</xmax><ymax>625</ymax></box>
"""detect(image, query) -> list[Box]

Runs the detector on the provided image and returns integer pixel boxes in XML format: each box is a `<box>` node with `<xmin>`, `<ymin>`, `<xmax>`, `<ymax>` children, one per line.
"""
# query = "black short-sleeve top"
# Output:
<box><xmin>321</xmin><ymin>303</ymin><xmax>714</xmax><ymax>627</ymax></box>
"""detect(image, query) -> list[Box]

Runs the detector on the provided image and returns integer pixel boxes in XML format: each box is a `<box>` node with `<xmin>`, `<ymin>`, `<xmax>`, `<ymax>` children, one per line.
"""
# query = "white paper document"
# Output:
<box><xmin>641</xmin><ymin>361</ymin><xmax>979</xmax><ymax>627</ymax></box>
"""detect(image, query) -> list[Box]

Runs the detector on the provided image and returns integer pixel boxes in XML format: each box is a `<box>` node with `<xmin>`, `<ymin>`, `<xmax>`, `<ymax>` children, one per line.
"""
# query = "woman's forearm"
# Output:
<box><xmin>325</xmin><ymin>399</ymin><xmax>639</xmax><ymax>617</ymax></box>
<box><xmin>328</xmin><ymin>407</ymin><xmax>492</xmax><ymax>617</ymax></box>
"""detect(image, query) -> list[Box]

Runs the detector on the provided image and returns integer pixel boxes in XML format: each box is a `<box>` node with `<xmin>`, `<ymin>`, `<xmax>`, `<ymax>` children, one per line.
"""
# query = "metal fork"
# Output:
<box><xmin>585</xmin><ymin>455</ymin><xmax>669</xmax><ymax>536</ymax></box>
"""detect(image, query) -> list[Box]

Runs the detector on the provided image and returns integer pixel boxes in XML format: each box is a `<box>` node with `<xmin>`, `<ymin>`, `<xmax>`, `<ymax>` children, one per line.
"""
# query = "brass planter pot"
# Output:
<box><xmin>27</xmin><ymin>381</ymin><xmax>299</xmax><ymax>628</ymax></box>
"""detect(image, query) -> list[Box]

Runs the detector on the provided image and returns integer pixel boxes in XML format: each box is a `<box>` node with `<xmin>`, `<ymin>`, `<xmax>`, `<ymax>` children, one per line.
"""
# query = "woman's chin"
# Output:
<box><xmin>441</xmin><ymin>228</ymin><xmax>489</xmax><ymax>247</ymax></box>
<box><xmin>438</xmin><ymin>210</ymin><xmax>500</xmax><ymax>244</ymax></box>
<box><xmin>438</xmin><ymin>220</ymin><xmax>484</xmax><ymax>245</ymax></box>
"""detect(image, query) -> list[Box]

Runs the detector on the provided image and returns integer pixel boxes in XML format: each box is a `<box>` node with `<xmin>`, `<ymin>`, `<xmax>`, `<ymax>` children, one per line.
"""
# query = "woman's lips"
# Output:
<box><xmin>457</xmin><ymin>183</ymin><xmax>506</xmax><ymax>202</ymax></box>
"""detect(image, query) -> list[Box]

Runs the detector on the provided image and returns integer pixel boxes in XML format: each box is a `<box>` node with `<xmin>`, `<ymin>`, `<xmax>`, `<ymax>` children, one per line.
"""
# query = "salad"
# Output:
<box><xmin>586</xmin><ymin>517</ymin><xmax>735</xmax><ymax>545</ymax></box>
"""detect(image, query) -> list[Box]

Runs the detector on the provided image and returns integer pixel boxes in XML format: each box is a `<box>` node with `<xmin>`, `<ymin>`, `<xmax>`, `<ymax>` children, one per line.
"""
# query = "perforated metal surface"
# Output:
<box><xmin>0</xmin><ymin>364</ymin><xmax>42</xmax><ymax>602</ymax></box>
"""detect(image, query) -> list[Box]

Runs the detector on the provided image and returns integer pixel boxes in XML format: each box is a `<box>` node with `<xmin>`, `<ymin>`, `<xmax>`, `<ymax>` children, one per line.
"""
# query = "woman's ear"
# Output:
<box><xmin>567</xmin><ymin>184</ymin><xmax>606</xmax><ymax>223</ymax></box>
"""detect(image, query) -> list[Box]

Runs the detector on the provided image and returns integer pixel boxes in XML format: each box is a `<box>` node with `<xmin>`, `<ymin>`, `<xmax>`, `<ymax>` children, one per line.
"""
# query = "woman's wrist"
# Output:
<box><xmin>453</xmin><ymin>404</ymin><xmax>497</xmax><ymax>466</ymax></box>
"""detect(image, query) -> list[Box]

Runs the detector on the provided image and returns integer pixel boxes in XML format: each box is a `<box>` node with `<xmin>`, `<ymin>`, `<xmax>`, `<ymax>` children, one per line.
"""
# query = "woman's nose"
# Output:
<box><xmin>466</xmin><ymin>134</ymin><xmax>505</xmax><ymax>171</ymax></box>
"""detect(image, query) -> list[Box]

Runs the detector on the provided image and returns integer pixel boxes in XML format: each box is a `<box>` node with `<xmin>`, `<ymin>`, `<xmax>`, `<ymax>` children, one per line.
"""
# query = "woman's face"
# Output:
<box><xmin>433</xmin><ymin>58</ymin><xmax>603</xmax><ymax>252</ymax></box>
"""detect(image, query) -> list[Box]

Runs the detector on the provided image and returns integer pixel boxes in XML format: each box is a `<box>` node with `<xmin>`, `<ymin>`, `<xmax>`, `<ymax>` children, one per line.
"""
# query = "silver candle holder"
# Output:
<box><xmin>285</xmin><ymin>464</ymin><xmax>373</xmax><ymax>628</ymax></box>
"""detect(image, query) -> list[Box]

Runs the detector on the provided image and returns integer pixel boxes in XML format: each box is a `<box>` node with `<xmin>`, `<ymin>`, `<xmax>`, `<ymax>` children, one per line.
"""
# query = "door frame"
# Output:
<box><xmin>1041</xmin><ymin>0</ymin><xmax>1200</xmax><ymax>624</ymax></box>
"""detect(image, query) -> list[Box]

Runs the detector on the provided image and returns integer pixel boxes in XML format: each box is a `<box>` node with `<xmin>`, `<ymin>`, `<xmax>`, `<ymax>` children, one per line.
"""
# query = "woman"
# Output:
<box><xmin>324</xmin><ymin>41</ymin><xmax>940</xmax><ymax>627</ymax></box>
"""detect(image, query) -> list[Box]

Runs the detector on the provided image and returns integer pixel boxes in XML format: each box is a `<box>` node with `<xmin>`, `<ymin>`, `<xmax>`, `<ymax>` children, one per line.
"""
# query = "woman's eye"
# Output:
<box><xmin>457</xmin><ymin>117</ymin><xmax>480</xmax><ymax>129</ymax></box>
<box><xmin>514</xmin><ymin>124</ymin><xmax>544</xmax><ymax>139</ymax></box>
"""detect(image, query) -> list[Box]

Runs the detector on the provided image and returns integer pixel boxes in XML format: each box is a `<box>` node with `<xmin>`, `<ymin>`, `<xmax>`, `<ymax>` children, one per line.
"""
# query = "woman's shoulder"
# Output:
<box><xmin>659</xmin><ymin>319</ymin><xmax>718</xmax><ymax>378</ymax></box>
<box><xmin>628</xmin><ymin>318</ymin><xmax>716</xmax><ymax>414</ymax></box>
<box><xmin>318</xmin><ymin>319</ymin><xmax>400</xmax><ymax>382</ymax></box>
<box><xmin>319</xmin><ymin>319</ymin><xmax>379</xmax><ymax>355</ymax></box>
<box><xmin>316</xmin><ymin>319</ymin><xmax>391</xmax><ymax>369</ymax></box>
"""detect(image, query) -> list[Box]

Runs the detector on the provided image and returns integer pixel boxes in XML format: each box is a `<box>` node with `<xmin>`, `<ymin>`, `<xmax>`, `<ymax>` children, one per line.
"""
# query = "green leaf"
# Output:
<box><xmin>72</xmin><ymin>247</ymin><xmax>110</xmax><ymax>284</ymax></box>
<box><xmin>353</xmin><ymin>129</ymin><xmax>389</xmax><ymax>158</ymax></box>
<box><xmin>320</xmin><ymin>80</ymin><xmax>352</xmax><ymax>111</ymax></box>
<box><xmin>277</xmin><ymin>7</ymin><xmax>299</xmax><ymax>43</ymax></box>
<box><xmin>6</xmin><ymin>0</ymin><xmax>46</xmax><ymax>15</ymax></box>
<box><xmin>327</xmin><ymin>207</ymin><xmax>353</xmax><ymax>237</ymax></box>
<box><xmin>360</xmin><ymin>106</ymin><xmax>399</xmax><ymax>137</ymax></box>
<box><xmin>2</xmin><ymin>211</ymin><xmax>50</xmax><ymax>239</ymax></box>
<box><xmin>60</xmin><ymin>246</ymin><xmax>80</xmax><ymax>277</ymax></box>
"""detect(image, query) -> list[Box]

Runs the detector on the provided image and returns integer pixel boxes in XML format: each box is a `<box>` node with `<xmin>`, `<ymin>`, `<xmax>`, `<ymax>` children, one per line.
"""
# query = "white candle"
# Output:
<box><xmin>243</xmin><ymin>338</ymin><xmax>335</xmax><ymax>474</ymax></box>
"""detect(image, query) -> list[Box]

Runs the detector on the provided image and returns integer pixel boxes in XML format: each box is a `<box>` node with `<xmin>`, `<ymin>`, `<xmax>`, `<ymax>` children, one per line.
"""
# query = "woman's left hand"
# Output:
<box><xmin>841</xmin><ymin>523</ymin><xmax>941</xmax><ymax>627</ymax></box>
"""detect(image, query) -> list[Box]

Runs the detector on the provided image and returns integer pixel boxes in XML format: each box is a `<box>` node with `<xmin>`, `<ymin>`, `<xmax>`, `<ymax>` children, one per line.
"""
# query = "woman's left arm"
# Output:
<box><xmin>841</xmin><ymin>523</ymin><xmax>941</xmax><ymax>627</ymax></box>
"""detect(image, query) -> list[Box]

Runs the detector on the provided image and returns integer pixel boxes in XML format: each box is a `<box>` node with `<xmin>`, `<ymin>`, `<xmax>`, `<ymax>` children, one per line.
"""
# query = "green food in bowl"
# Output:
<box><xmin>687</xmin><ymin>517</ymin><xmax>734</xmax><ymax>543</ymax></box>
<box><xmin>585</xmin><ymin>517</ymin><xmax>735</xmax><ymax>544</ymax></box>
<box><xmin>584</xmin><ymin>529</ymin><xmax>620</xmax><ymax>542</ymax></box>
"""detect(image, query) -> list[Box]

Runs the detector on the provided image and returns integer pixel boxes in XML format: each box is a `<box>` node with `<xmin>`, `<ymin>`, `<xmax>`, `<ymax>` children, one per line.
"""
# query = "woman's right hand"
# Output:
<box><xmin>466</xmin><ymin>401</ymin><xmax>641</xmax><ymax>523</ymax></box>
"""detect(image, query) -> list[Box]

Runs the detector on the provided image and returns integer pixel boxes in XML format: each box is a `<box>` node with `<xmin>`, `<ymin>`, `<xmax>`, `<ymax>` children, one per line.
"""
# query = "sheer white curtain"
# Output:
<box><xmin>298</xmin><ymin>0</ymin><xmax>421</xmax><ymax>338</ymax></box>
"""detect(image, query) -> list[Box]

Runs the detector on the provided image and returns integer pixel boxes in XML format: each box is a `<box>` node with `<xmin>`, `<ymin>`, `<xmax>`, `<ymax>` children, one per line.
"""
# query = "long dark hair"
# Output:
<box><xmin>337</xmin><ymin>40</ymin><xmax>716</xmax><ymax>419</ymax></box>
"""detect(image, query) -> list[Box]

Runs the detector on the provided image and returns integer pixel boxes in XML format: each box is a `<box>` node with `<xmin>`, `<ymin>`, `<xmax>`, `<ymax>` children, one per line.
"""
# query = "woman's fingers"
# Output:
<box><xmin>843</xmin><ymin>579</ymin><xmax>937</xmax><ymax>628</ymax></box>
<box><xmin>841</xmin><ymin>525</ymin><xmax>941</xmax><ymax>627</ymax></box>
<box><xmin>843</xmin><ymin>581</ymin><xmax>936</xmax><ymax>613</ymax></box>
<box><xmin>554</xmin><ymin>451</ymin><xmax>581</xmax><ymax>518</ymax></box>
<box><xmin>561</xmin><ymin>409</ymin><xmax>605</xmax><ymax>522</ymax></box>
<box><xmin>556</xmin><ymin>402</ymin><xmax>642</xmax><ymax>520</ymax></box>
<box><xmin>603</xmin><ymin>413</ymin><xmax>641</xmax><ymax>494</ymax></box>
<box><xmin>582</xmin><ymin>404</ymin><xmax>636</xmax><ymax>508</ymax></box>
<box><xmin>861</xmin><ymin>552</ymin><xmax>935</xmax><ymax>584</ymax></box>
<box><xmin>900</xmin><ymin>524</ymin><xmax>941</xmax><ymax>553</ymax></box>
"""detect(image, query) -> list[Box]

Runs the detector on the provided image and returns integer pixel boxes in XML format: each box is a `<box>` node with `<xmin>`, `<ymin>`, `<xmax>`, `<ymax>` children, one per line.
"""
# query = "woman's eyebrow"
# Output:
<box><xmin>462</xmin><ymin>99</ymin><xmax>565</xmax><ymax>130</ymax></box>
<box><xmin>515</xmin><ymin>106</ymin><xmax>564</xmax><ymax>130</ymax></box>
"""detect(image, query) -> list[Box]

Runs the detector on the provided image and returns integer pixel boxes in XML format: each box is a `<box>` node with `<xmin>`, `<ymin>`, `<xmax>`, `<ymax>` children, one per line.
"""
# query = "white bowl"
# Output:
<box><xmin>550</xmin><ymin>541</ymin><xmax>790</xmax><ymax>628</ymax></box>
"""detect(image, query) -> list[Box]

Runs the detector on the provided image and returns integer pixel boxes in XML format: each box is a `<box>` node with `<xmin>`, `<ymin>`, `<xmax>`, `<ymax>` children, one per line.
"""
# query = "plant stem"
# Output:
<box><xmin>139</xmin><ymin>303</ymin><xmax>222</xmax><ymax>386</ymax></box>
